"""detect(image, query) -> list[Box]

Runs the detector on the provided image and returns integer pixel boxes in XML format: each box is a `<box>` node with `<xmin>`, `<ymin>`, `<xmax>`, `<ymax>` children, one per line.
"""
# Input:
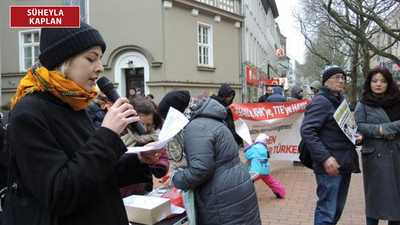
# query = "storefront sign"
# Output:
<box><xmin>277</xmin><ymin>48</ymin><xmax>285</xmax><ymax>58</ymax></box>
<box><xmin>246</xmin><ymin>66</ymin><xmax>259</xmax><ymax>86</ymax></box>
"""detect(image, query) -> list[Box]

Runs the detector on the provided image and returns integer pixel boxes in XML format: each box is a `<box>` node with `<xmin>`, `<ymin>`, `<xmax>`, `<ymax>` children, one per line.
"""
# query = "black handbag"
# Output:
<box><xmin>1</xmin><ymin>188</ymin><xmax>58</xmax><ymax>225</ymax></box>
<box><xmin>298</xmin><ymin>139</ymin><xmax>313</xmax><ymax>169</ymax></box>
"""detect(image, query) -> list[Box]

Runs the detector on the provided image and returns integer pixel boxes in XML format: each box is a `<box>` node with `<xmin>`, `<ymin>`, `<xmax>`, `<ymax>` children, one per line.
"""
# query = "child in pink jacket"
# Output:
<box><xmin>244</xmin><ymin>133</ymin><xmax>286</xmax><ymax>199</ymax></box>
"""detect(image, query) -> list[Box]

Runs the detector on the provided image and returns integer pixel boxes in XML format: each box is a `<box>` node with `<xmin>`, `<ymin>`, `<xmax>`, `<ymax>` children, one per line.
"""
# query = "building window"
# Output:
<box><xmin>198</xmin><ymin>23</ymin><xmax>213</xmax><ymax>67</ymax></box>
<box><xmin>19</xmin><ymin>30</ymin><xmax>40</xmax><ymax>71</ymax></box>
<box><xmin>62</xmin><ymin>0</ymin><xmax>88</xmax><ymax>22</ymax></box>
<box><xmin>218</xmin><ymin>0</ymin><xmax>234</xmax><ymax>13</ymax></box>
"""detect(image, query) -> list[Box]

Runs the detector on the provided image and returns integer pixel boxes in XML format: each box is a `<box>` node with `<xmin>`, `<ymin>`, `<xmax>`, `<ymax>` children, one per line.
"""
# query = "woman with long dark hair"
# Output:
<box><xmin>354</xmin><ymin>67</ymin><xmax>400</xmax><ymax>225</ymax></box>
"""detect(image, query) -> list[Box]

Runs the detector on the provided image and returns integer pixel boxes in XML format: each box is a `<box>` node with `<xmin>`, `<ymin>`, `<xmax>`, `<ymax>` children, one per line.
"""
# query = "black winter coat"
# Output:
<box><xmin>173</xmin><ymin>98</ymin><xmax>261</xmax><ymax>225</ymax></box>
<box><xmin>300</xmin><ymin>87</ymin><xmax>360</xmax><ymax>174</ymax></box>
<box><xmin>210</xmin><ymin>93</ymin><xmax>243</xmax><ymax>146</ymax></box>
<box><xmin>8</xmin><ymin>92</ymin><xmax>151</xmax><ymax>225</ymax></box>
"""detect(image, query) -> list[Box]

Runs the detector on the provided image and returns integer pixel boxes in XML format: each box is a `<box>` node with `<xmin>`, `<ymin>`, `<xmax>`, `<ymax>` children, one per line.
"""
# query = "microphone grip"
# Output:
<box><xmin>96</xmin><ymin>76</ymin><xmax>146</xmax><ymax>135</ymax></box>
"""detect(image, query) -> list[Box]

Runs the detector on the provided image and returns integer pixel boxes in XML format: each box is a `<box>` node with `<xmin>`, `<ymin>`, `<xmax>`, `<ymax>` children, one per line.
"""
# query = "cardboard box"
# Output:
<box><xmin>123</xmin><ymin>195</ymin><xmax>171</xmax><ymax>225</ymax></box>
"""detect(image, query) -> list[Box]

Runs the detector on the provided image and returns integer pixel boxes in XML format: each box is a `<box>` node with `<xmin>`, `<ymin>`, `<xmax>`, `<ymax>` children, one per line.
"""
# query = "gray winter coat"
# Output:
<box><xmin>172</xmin><ymin>98</ymin><xmax>261</xmax><ymax>225</ymax></box>
<box><xmin>354</xmin><ymin>102</ymin><xmax>400</xmax><ymax>220</ymax></box>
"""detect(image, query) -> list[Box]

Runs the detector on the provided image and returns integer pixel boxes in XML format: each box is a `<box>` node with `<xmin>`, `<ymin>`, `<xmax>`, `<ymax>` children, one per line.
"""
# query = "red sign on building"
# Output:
<box><xmin>277</xmin><ymin>48</ymin><xmax>285</xmax><ymax>58</ymax></box>
<box><xmin>246</xmin><ymin>66</ymin><xmax>259</xmax><ymax>86</ymax></box>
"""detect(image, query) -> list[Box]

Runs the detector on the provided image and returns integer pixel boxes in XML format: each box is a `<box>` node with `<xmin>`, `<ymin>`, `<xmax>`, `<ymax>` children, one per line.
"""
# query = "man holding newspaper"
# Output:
<box><xmin>300</xmin><ymin>65</ymin><xmax>363</xmax><ymax>225</ymax></box>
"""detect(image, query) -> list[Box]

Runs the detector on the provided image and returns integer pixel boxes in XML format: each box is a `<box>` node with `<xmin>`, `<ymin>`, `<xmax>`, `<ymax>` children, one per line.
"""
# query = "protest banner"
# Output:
<box><xmin>230</xmin><ymin>99</ymin><xmax>309</xmax><ymax>161</ymax></box>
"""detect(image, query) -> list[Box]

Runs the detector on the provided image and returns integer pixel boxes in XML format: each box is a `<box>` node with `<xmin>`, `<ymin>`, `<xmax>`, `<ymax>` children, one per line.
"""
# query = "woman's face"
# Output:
<box><xmin>65</xmin><ymin>46</ymin><xmax>104</xmax><ymax>92</ymax></box>
<box><xmin>138</xmin><ymin>113</ymin><xmax>154</xmax><ymax>133</ymax></box>
<box><xmin>371</xmin><ymin>73</ymin><xmax>387</xmax><ymax>96</ymax></box>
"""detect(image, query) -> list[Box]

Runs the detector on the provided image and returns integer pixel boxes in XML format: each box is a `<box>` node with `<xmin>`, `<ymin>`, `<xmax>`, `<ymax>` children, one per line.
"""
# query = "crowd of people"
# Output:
<box><xmin>0</xmin><ymin>20</ymin><xmax>399</xmax><ymax>225</ymax></box>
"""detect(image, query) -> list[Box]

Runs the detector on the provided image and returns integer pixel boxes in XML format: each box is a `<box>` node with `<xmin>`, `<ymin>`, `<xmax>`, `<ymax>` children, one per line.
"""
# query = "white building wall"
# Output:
<box><xmin>243</xmin><ymin>0</ymin><xmax>278</xmax><ymax>74</ymax></box>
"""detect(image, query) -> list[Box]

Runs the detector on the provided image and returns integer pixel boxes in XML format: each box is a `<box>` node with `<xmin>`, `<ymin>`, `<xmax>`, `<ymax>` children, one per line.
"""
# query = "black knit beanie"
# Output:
<box><xmin>39</xmin><ymin>21</ymin><xmax>106</xmax><ymax>70</ymax></box>
<box><xmin>322</xmin><ymin>66</ymin><xmax>346</xmax><ymax>84</ymax></box>
<box><xmin>158</xmin><ymin>90</ymin><xmax>191</xmax><ymax>119</ymax></box>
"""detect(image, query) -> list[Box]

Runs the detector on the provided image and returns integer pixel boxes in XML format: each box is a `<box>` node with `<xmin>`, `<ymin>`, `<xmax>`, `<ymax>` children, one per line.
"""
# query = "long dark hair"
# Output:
<box><xmin>131</xmin><ymin>96</ymin><xmax>163</xmax><ymax>130</ymax></box>
<box><xmin>362</xmin><ymin>67</ymin><xmax>399</xmax><ymax>98</ymax></box>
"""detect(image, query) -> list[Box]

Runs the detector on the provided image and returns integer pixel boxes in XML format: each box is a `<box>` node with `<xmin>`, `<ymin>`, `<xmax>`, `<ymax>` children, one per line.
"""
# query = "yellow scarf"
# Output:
<box><xmin>11</xmin><ymin>63</ymin><xmax>97</xmax><ymax>111</ymax></box>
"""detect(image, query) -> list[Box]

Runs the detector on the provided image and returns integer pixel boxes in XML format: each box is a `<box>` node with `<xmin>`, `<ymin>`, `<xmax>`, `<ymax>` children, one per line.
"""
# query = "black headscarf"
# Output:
<box><xmin>360</xmin><ymin>92</ymin><xmax>400</xmax><ymax>121</ymax></box>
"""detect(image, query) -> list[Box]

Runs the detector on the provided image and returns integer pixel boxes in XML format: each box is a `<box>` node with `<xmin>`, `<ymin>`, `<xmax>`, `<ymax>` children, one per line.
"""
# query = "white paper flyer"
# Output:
<box><xmin>126</xmin><ymin>107</ymin><xmax>189</xmax><ymax>153</ymax></box>
<box><xmin>333</xmin><ymin>99</ymin><xmax>358</xmax><ymax>144</ymax></box>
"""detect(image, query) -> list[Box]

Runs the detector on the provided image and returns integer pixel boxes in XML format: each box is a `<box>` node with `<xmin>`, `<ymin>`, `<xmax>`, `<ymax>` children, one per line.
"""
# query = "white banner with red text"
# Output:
<box><xmin>230</xmin><ymin>99</ymin><xmax>309</xmax><ymax>161</ymax></box>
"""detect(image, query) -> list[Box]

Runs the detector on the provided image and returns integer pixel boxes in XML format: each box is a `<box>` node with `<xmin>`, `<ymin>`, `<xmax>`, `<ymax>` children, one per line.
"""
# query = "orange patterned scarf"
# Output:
<box><xmin>11</xmin><ymin>63</ymin><xmax>97</xmax><ymax>111</ymax></box>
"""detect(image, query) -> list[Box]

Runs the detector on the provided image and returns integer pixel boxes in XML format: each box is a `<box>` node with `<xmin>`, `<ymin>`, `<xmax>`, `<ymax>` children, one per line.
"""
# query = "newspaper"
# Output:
<box><xmin>333</xmin><ymin>99</ymin><xmax>358</xmax><ymax>144</ymax></box>
<box><xmin>126</xmin><ymin>107</ymin><xmax>189</xmax><ymax>153</ymax></box>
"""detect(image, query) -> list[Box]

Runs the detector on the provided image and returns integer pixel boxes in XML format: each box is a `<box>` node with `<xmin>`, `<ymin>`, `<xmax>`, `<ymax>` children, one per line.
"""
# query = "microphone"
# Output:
<box><xmin>97</xmin><ymin>77</ymin><xmax>146</xmax><ymax>135</ymax></box>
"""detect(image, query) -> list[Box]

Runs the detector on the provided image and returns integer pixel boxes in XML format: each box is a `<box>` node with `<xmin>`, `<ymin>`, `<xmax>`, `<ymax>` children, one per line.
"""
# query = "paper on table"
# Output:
<box><xmin>126</xmin><ymin>107</ymin><xmax>189</xmax><ymax>153</ymax></box>
<box><xmin>171</xmin><ymin>204</ymin><xmax>185</xmax><ymax>214</ymax></box>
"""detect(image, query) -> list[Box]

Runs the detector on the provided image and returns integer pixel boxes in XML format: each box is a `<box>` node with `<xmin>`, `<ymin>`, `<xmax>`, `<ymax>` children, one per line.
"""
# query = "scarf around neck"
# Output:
<box><xmin>361</xmin><ymin>91</ymin><xmax>400</xmax><ymax>121</ymax></box>
<box><xmin>11</xmin><ymin>63</ymin><xmax>97</xmax><ymax>111</ymax></box>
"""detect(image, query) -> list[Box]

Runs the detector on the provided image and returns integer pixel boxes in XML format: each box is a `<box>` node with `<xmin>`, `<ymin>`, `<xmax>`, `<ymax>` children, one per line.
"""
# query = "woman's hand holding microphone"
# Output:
<box><xmin>101</xmin><ymin>97</ymin><xmax>140</xmax><ymax>135</ymax></box>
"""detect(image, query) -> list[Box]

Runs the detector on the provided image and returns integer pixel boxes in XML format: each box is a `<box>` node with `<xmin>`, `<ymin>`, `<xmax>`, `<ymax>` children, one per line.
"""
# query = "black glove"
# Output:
<box><xmin>151</xmin><ymin>164</ymin><xmax>167</xmax><ymax>178</ymax></box>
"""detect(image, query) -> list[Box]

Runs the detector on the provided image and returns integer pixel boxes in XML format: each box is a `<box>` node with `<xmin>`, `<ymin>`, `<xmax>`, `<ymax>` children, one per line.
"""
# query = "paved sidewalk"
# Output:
<box><xmin>254</xmin><ymin>159</ymin><xmax>366</xmax><ymax>225</ymax></box>
<box><xmin>161</xmin><ymin>149</ymin><xmax>369</xmax><ymax>225</ymax></box>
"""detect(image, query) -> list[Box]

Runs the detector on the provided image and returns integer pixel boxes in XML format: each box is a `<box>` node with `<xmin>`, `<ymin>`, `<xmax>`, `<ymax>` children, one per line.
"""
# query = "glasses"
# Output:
<box><xmin>330</xmin><ymin>75</ymin><xmax>346</xmax><ymax>81</ymax></box>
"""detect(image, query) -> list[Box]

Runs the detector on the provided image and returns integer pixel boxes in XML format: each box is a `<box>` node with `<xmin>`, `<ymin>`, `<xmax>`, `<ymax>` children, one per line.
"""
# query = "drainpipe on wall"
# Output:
<box><xmin>240</xmin><ymin>0</ymin><xmax>246</xmax><ymax>103</ymax></box>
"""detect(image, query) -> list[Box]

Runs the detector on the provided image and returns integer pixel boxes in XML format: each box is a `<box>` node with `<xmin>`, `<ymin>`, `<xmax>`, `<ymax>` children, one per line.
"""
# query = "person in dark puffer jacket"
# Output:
<box><xmin>172</xmin><ymin>98</ymin><xmax>261</xmax><ymax>225</ymax></box>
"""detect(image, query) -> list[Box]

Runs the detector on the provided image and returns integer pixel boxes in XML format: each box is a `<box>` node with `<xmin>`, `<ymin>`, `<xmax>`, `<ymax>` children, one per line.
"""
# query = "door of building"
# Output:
<box><xmin>125</xmin><ymin>68</ymin><xmax>144</xmax><ymax>97</ymax></box>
